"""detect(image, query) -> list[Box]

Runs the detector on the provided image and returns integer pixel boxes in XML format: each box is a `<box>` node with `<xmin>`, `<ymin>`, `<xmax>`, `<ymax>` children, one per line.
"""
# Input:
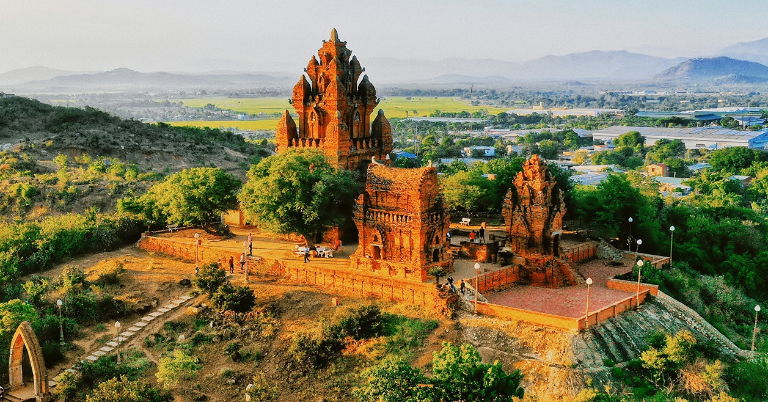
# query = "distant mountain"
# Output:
<box><xmin>654</xmin><ymin>56</ymin><xmax>768</xmax><ymax>83</ymax></box>
<box><xmin>11</xmin><ymin>68</ymin><xmax>295</xmax><ymax>92</ymax></box>
<box><xmin>718</xmin><ymin>37</ymin><xmax>768</xmax><ymax>66</ymax></box>
<box><xmin>366</xmin><ymin>51</ymin><xmax>682</xmax><ymax>84</ymax></box>
<box><xmin>0</xmin><ymin>66</ymin><xmax>83</xmax><ymax>86</ymax></box>
<box><xmin>517</xmin><ymin>50</ymin><xmax>684</xmax><ymax>81</ymax></box>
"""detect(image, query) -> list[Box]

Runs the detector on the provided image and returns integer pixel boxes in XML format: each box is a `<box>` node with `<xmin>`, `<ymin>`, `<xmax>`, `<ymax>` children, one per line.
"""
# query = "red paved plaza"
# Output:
<box><xmin>485</xmin><ymin>256</ymin><xmax>637</xmax><ymax>318</ymax></box>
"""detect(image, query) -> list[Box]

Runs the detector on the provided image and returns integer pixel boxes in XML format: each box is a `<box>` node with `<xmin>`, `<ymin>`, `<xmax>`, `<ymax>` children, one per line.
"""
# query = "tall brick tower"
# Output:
<box><xmin>502</xmin><ymin>154</ymin><xmax>566</xmax><ymax>256</ymax></box>
<box><xmin>276</xmin><ymin>29</ymin><xmax>393</xmax><ymax>171</ymax></box>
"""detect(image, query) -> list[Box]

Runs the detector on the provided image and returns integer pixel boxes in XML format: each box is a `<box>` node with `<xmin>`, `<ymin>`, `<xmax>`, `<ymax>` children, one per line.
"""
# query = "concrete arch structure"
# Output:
<box><xmin>8</xmin><ymin>321</ymin><xmax>49</xmax><ymax>402</ymax></box>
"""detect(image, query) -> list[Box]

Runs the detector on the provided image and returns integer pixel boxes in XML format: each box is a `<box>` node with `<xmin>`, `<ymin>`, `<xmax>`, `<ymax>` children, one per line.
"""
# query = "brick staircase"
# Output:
<box><xmin>577</xmin><ymin>294</ymin><xmax>748</xmax><ymax>388</ymax></box>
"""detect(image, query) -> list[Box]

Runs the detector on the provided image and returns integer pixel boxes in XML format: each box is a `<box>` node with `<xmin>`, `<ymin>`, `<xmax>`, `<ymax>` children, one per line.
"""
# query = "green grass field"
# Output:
<box><xmin>172</xmin><ymin>96</ymin><xmax>507</xmax><ymax>121</ymax></box>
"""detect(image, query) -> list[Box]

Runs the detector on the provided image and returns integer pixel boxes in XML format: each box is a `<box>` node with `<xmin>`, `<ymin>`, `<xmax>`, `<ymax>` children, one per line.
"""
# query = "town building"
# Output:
<box><xmin>275</xmin><ymin>29</ymin><xmax>393</xmax><ymax>171</ymax></box>
<box><xmin>591</xmin><ymin>126</ymin><xmax>768</xmax><ymax>150</ymax></box>
<box><xmin>647</xmin><ymin>163</ymin><xmax>670</xmax><ymax>177</ymax></box>
<box><xmin>463</xmin><ymin>145</ymin><xmax>495</xmax><ymax>157</ymax></box>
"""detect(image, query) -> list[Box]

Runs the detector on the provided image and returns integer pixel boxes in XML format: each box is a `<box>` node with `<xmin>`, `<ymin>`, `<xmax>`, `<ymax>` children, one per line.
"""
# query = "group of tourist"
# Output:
<box><xmin>468</xmin><ymin>228</ymin><xmax>485</xmax><ymax>244</ymax></box>
<box><xmin>438</xmin><ymin>276</ymin><xmax>467</xmax><ymax>296</ymax></box>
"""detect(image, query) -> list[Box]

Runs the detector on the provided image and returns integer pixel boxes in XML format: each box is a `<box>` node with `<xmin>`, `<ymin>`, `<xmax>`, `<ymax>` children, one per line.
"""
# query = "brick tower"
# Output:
<box><xmin>351</xmin><ymin>161</ymin><xmax>452</xmax><ymax>282</ymax></box>
<box><xmin>276</xmin><ymin>29</ymin><xmax>393</xmax><ymax>171</ymax></box>
<box><xmin>502</xmin><ymin>154</ymin><xmax>566</xmax><ymax>256</ymax></box>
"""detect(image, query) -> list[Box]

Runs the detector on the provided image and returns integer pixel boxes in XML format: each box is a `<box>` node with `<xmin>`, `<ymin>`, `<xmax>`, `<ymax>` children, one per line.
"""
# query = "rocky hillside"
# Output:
<box><xmin>0</xmin><ymin>94</ymin><xmax>268</xmax><ymax>220</ymax></box>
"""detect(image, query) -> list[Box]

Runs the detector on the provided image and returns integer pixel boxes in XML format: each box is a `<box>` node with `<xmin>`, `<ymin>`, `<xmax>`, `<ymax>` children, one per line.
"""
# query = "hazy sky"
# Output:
<box><xmin>1</xmin><ymin>0</ymin><xmax>767</xmax><ymax>73</ymax></box>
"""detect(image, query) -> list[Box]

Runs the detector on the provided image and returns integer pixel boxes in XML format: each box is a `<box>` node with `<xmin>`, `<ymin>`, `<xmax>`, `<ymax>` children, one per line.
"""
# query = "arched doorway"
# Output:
<box><xmin>8</xmin><ymin>321</ymin><xmax>49</xmax><ymax>402</ymax></box>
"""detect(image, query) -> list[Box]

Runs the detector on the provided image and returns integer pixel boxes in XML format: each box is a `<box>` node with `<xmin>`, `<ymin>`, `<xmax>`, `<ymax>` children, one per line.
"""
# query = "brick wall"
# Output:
<box><xmin>459</xmin><ymin>241</ymin><xmax>499</xmax><ymax>262</ymax></box>
<box><xmin>561</xmin><ymin>242</ymin><xmax>597</xmax><ymax>263</ymax></box>
<box><xmin>138</xmin><ymin>236</ymin><xmax>453</xmax><ymax>314</ymax></box>
<box><xmin>467</xmin><ymin>265</ymin><xmax>520</xmax><ymax>293</ymax></box>
<box><xmin>606</xmin><ymin>278</ymin><xmax>659</xmax><ymax>296</ymax></box>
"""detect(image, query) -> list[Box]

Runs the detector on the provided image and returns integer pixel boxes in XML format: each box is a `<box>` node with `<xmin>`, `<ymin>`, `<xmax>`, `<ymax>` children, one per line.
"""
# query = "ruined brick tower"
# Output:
<box><xmin>276</xmin><ymin>29</ymin><xmax>393</xmax><ymax>171</ymax></box>
<box><xmin>502</xmin><ymin>154</ymin><xmax>566</xmax><ymax>256</ymax></box>
<box><xmin>351</xmin><ymin>161</ymin><xmax>452</xmax><ymax>282</ymax></box>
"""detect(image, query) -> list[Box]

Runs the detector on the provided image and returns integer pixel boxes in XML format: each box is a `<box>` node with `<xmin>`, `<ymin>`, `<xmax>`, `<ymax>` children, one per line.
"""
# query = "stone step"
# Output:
<box><xmin>85</xmin><ymin>355</ymin><xmax>98</xmax><ymax>362</ymax></box>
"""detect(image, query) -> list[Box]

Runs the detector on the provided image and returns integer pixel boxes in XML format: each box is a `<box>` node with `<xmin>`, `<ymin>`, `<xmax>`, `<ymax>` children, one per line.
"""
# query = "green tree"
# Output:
<box><xmin>431</xmin><ymin>342</ymin><xmax>525</xmax><ymax>401</ymax></box>
<box><xmin>131</xmin><ymin>167</ymin><xmax>240</xmax><ymax>225</ymax></box>
<box><xmin>720</xmin><ymin>116</ymin><xmax>739</xmax><ymax>129</ymax></box>
<box><xmin>0</xmin><ymin>299</ymin><xmax>37</xmax><ymax>338</ymax></box>
<box><xmin>238</xmin><ymin>149</ymin><xmax>361</xmax><ymax>246</ymax></box>
<box><xmin>615</xmin><ymin>130</ymin><xmax>645</xmax><ymax>150</ymax></box>
<box><xmin>355</xmin><ymin>357</ymin><xmax>432</xmax><ymax>402</ymax></box>
<box><xmin>356</xmin><ymin>343</ymin><xmax>524</xmax><ymax>402</ymax></box>
<box><xmin>440</xmin><ymin>170</ymin><xmax>495</xmax><ymax>213</ymax></box>
<box><xmin>708</xmin><ymin>147</ymin><xmax>768</xmax><ymax>173</ymax></box>
<box><xmin>156</xmin><ymin>349</ymin><xmax>200</xmax><ymax>389</ymax></box>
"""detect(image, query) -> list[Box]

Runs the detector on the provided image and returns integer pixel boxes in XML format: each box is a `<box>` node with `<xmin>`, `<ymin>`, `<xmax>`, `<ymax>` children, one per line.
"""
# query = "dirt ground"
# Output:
<box><xmin>36</xmin><ymin>229</ymin><xmax>599</xmax><ymax>401</ymax></box>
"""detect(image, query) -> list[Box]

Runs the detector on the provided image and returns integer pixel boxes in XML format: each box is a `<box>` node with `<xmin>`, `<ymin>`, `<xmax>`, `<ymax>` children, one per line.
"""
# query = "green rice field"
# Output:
<box><xmin>172</xmin><ymin>96</ymin><xmax>507</xmax><ymax>125</ymax></box>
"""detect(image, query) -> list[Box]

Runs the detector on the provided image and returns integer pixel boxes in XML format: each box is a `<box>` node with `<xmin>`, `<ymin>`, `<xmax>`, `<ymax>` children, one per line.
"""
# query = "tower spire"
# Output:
<box><xmin>330</xmin><ymin>28</ymin><xmax>340</xmax><ymax>42</ymax></box>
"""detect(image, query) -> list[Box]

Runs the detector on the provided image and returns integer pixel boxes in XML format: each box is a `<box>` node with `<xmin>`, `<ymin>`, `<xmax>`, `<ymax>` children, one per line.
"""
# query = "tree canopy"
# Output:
<box><xmin>237</xmin><ymin>149</ymin><xmax>361</xmax><ymax>243</ymax></box>
<box><xmin>121</xmin><ymin>167</ymin><xmax>240</xmax><ymax>226</ymax></box>
<box><xmin>356</xmin><ymin>342</ymin><xmax>524</xmax><ymax>402</ymax></box>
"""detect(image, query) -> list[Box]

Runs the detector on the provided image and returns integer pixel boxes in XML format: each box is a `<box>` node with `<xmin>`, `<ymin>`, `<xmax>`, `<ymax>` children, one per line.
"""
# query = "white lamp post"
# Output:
<box><xmin>194</xmin><ymin>233</ymin><xmax>200</xmax><ymax>271</ymax></box>
<box><xmin>57</xmin><ymin>299</ymin><xmax>65</xmax><ymax>345</ymax></box>
<box><xmin>115</xmin><ymin>321</ymin><xmax>121</xmax><ymax>364</ymax></box>
<box><xmin>585</xmin><ymin>277</ymin><xmax>593</xmax><ymax>329</ymax></box>
<box><xmin>636</xmin><ymin>259</ymin><xmax>644</xmax><ymax>307</ymax></box>
<box><xmin>636</xmin><ymin>239</ymin><xmax>642</xmax><ymax>260</ymax></box>
<box><xmin>753</xmin><ymin>305</ymin><xmax>761</xmax><ymax>352</ymax></box>
<box><xmin>474</xmin><ymin>263</ymin><xmax>481</xmax><ymax>315</ymax></box>
<box><xmin>627</xmin><ymin>217</ymin><xmax>634</xmax><ymax>251</ymax></box>
<box><xmin>669</xmin><ymin>226</ymin><xmax>675</xmax><ymax>267</ymax></box>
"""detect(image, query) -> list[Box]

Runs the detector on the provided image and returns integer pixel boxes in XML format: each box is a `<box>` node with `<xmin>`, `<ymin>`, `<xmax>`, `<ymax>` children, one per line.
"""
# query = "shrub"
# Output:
<box><xmin>86</xmin><ymin>376</ymin><xmax>171</xmax><ymax>402</ymax></box>
<box><xmin>156</xmin><ymin>349</ymin><xmax>200</xmax><ymax>389</ymax></box>
<box><xmin>211</xmin><ymin>283</ymin><xmax>255</xmax><ymax>312</ymax></box>
<box><xmin>288</xmin><ymin>329</ymin><xmax>344</xmax><ymax>370</ymax></box>
<box><xmin>245</xmin><ymin>373</ymin><xmax>279</xmax><ymax>402</ymax></box>
<box><xmin>337</xmin><ymin>304</ymin><xmax>385</xmax><ymax>340</ymax></box>
<box><xmin>193</xmin><ymin>263</ymin><xmax>227</xmax><ymax>295</ymax></box>
<box><xmin>41</xmin><ymin>341</ymin><xmax>64</xmax><ymax>367</ymax></box>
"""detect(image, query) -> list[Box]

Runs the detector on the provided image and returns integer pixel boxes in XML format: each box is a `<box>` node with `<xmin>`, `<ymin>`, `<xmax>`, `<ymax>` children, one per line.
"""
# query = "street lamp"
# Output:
<box><xmin>636</xmin><ymin>239</ymin><xmax>642</xmax><ymax>260</ymax></box>
<box><xmin>636</xmin><ymin>259</ymin><xmax>644</xmax><ymax>307</ymax></box>
<box><xmin>115</xmin><ymin>321</ymin><xmax>121</xmax><ymax>364</ymax></box>
<box><xmin>753</xmin><ymin>305</ymin><xmax>761</xmax><ymax>352</ymax></box>
<box><xmin>585</xmin><ymin>277</ymin><xmax>593</xmax><ymax>329</ymax></box>
<box><xmin>57</xmin><ymin>299</ymin><xmax>65</xmax><ymax>345</ymax></box>
<box><xmin>474</xmin><ymin>263</ymin><xmax>481</xmax><ymax>315</ymax></box>
<box><xmin>669</xmin><ymin>226</ymin><xmax>675</xmax><ymax>267</ymax></box>
<box><xmin>194</xmin><ymin>233</ymin><xmax>200</xmax><ymax>272</ymax></box>
<box><xmin>627</xmin><ymin>217</ymin><xmax>634</xmax><ymax>251</ymax></box>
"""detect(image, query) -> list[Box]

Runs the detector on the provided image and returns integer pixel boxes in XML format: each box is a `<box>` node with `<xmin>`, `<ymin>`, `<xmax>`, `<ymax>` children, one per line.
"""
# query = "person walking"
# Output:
<box><xmin>303</xmin><ymin>246</ymin><xmax>310</xmax><ymax>263</ymax></box>
<box><xmin>228</xmin><ymin>256</ymin><xmax>234</xmax><ymax>275</ymax></box>
<box><xmin>238</xmin><ymin>253</ymin><xmax>244</xmax><ymax>274</ymax></box>
<box><xmin>447</xmin><ymin>276</ymin><xmax>457</xmax><ymax>293</ymax></box>
<box><xmin>469</xmin><ymin>230</ymin><xmax>476</xmax><ymax>243</ymax></box>
<box><xmin>459</xmin><ymin>279</ymin><xmax>466</xmax><ymax>295</ymax></box>
<box><xmin>478</xmin><ymin>227</ymin><xmax>485</xmax><ymax>244</ymax></box>
<box><xmin>247</xmin><ymin>232</ymin><xmax>253</xmax><ymax>256</ymax></box>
